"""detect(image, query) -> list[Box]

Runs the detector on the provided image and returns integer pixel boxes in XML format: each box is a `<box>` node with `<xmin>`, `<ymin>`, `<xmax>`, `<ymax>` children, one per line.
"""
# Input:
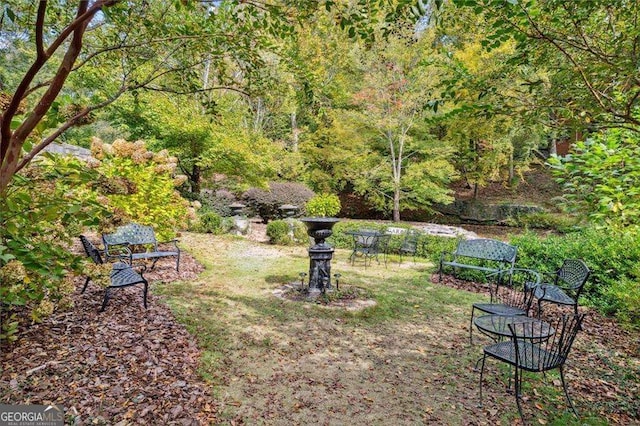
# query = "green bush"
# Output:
<box><xmin>91</xmin><ymin>138</ymin><xmax>193</xmax><ymax>240</ymax></box>
<box><xmin>266</xmin><ymin>220</ymin><xmax>308</xmax><ymax>245</ymax></box>
<box><xmin>197</xmin><ymin>211</ymin><xmax>223</xmax><ymax>234</ymax></box>
<box><xmin>548</xmin><ymin>129</ymin><xmax>640</xmax><ymax>226</ymax></box>
<box><xmin>504</xmin><ymin>211</ymin><xmax>580</xmax><ymax>232</ymax></box>
<box><xmin>510</xmin><ymin>226</ymin><xmax>640</xmax><ymax>326</ymax></box>
<box><xmin>305</xmin><ymin>193</ymin><xmax>341</xmax><ymax>217</ymax></box>
<box><xmin>0</xmin><ymin>155</ymin><xmax>109</xmax><ymax>341</ymax></box>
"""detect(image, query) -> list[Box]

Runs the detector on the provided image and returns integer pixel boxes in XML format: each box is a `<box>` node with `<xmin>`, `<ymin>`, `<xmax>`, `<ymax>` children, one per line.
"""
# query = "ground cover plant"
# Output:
<box><xmin>155</xmin><ymin>232</ymin><xmax>638</xmax><ymax>425</ymax></box>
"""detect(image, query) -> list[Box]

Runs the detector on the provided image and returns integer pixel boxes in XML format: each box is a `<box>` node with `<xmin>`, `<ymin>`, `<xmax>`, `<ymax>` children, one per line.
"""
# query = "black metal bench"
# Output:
<box><xmin>102</xmin><ymin>223</ymin><xmax>180</xmax><ymax>271</ymax></box>
<box><xmin>79</xmin><ymin>235</ymin><xmax>148</xmax><ymax>311</ymax></box>
<box><xmin>438</xmin><ymin>238</ymin><xmax>517</xmax><ymax>282</ymax></box>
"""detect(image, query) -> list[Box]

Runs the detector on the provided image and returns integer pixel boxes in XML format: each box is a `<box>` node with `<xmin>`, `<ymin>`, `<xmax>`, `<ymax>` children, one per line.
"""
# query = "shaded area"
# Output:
<box><xmin>0</xmin><ymin>255</ymin><xmax>215</xmax><ymax>425</ymax></box>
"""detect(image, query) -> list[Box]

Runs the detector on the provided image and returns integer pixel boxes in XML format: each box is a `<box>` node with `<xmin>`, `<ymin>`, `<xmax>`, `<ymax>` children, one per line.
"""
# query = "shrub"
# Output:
<box><xmin>305</xmin><ymin>193</ymin><xmax>342</xmax><ymax>217</ymax></box>
<box><xmin>266</xmin><ymin>220</ymin><xmax>308</xmax><ymax>245</ymax></box>
<box><xmin>504</xmin><ymin>211</ymin><xmax>581</xmax><ymax>232</ymax></box>
<box><xmin>548</xmin><ymin>129</ymin><xmax>640</xmax><ymax>226</ymax></box>
<box><xmin>90</xmin><ymin>137</ymin><xmax>194</xmax><ymax>240</ymax></box>
<box><xmin>510</xmin><ymin>226</ymin><xmax>640</xmax><ymax>326</ymax></box>
<box><xmin>0</xmin><ymin>155</ymin><xmax>109</xmax><ymax>342</ymax></box>
<box><xmin>197</xmin><ymin>211</ymin><xmax>223</xmax><ymax>234</ymax></box>
<box><xmin>242</xmin><ymin>182</ymin><xmax>315</xmax><ymax>223</ymax></box>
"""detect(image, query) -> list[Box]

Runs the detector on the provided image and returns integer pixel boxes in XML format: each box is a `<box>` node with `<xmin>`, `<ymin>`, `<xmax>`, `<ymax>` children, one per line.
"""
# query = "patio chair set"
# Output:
<box><xmin>79</xmin><ymin>223</ymin><xmax>180</xmax><ymax>311</ymax></box>
<box><xmin>438</xmin><ymin>239</ymin><xmax>591</xmax><ymax>423</ymax></box>
<box><xmin>346</xmin><ymin>227</ymin><xmax>423</xmax><ymax>267</ymax></box>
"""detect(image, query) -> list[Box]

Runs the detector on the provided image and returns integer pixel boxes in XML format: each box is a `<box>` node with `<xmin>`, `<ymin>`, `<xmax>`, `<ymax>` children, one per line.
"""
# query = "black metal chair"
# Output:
<box><xmin>350</xmin><ymin>230</ymin><xmax>384</xmax><ymax>267</ymax></box>
<box><xmin>398</xmin><ymin>229</ymin><xmax>421</xmax><ymax>264</ymax></box>
<box><xmin>79</xmin><ymin>235</ymin><xmax>148</xmax><ymax>312</ymax></box>
<box><xmin>470</xmin><ymin>268</ymin><xmax>541</xmax><ymax>344</ymax></box>
<box><xmin>530</xmin><ymin>259</ymin><xmax>590</xmax><ymax>317</ymax></box>
<box><xmin>479</xmin><ymin>314</ymin><xmax>585</xmax><ymax>423</ymax></box>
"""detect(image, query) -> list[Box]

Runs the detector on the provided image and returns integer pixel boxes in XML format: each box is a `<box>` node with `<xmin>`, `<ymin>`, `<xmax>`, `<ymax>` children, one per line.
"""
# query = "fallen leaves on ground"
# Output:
<box><xmin>0</xmin><ymin>254</ymin><xmax>214</xmax><ymax>425</ymax></box>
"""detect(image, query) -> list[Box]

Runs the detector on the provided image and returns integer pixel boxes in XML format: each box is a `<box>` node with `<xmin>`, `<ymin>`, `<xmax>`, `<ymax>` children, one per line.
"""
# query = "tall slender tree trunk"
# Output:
<box><xmin>393</xmin><ymin>189</ymin><xmax>401</xmax><ymax>222</ymax></box>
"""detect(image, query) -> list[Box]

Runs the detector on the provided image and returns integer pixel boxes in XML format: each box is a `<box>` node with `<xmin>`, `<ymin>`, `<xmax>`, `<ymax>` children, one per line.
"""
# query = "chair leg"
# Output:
<box><xmin>537</xmin><ymin>300</ymin><xmax>543</xmax><ymax>319</ymax></box>
<box><xmin>100</xmin><ymin>288</ymin><xmax>111</xmax><ymax>312</ymax></box>
<box><xmin>478</xmin><ymin>354</ymin><xmax>487</xmax><ymax>407</ymax></box>
<box><xmin>514</xmin><ymin>364</ymin><xmax>526</xmax><ymax>423</ymax></box>
<box><xmin>469</xmin><ymin>306</ymin><xmax>476</xmax><ymax>345</ymax></box>
<box><xmin>142</xmin><ymin>281</ymin><xmax>149</xmax><ymax>309</ymax></box>
<box><xmin>81</xmin><ymin>277</ymin><xmax>90</xmax><ymax>293</ymax></box>
<box><xmin>559</xmin><ymin>366</ymin><xmax>579</xmax><ymax>418</ymax></box>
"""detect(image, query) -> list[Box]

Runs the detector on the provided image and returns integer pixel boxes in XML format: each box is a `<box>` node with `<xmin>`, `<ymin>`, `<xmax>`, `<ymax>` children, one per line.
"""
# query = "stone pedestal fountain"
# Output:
<box><xmin>300</xmin><ymin>217</ymin><xmax>340</xmax><ymax>294</ymax></box>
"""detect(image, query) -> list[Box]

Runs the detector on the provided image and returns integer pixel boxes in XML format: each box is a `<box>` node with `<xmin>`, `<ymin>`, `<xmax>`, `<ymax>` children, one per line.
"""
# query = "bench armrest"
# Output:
<box><xmin>158</xmin><ymin>239</ymin><xmax>180</xmax><ymax>251</ymax></box>
<box><xmin>439</xmin><ymin>251</ymin><xmax>456</xmax><ymax>263</ymax></box>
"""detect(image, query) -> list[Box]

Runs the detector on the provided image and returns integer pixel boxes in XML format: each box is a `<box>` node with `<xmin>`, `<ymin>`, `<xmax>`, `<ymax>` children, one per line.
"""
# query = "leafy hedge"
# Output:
<box><xmin>510</xmin><ymin>227</ymin><xmax>640</xmax><ymax>326</ymax></box>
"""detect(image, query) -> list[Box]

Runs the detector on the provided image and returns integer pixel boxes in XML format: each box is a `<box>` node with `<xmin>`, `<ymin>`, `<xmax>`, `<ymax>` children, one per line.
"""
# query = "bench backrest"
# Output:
<box><xmin>103</xmin><ymin>223</ymin><xmax>157</xmax><ymax>248</ymax></box>
<box><xmin>80</xmin><ymin>235</ymin><xmax>104</xmax><ymax>264</ymax></box>
<box><xmin>454</xmin><ymin>238</ymin><xmax>517</xmax><ymax>264</ymax></box>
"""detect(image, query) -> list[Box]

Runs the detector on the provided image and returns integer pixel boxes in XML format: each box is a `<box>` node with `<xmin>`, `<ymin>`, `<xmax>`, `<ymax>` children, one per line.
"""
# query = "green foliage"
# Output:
<box><xmin>305</xmin><ymin>193</ymin><xmax>341</xmax><ymax>217</ymax></box>
<box><xmin>548</xmin><ymin>129</ymin><xmax>640</xmax><ymax>226</ymax></box>
<box><xmin>196</xmin><ymin>211</ymin><xmax>223</xmax><ymax>234</ymax></box>
<box><xmin>91</xmin><ymin>138</ymin><xmax>193</xmax><ymax>240</ymax></box>
<box><xmin>452</xmin><ymin>0</ymin><xmax>640</xmax><ymax>130</ymax></box>
<box><xmin>266</xmin><ymin>220</ymin><xmax>307</xmax><ymax>246</ymax></box>
<box><xmin>510</xmin><ymin>227</ymin><xmax>640</xmax><ymax>326</ymax></box>
<box><xmin>0</xmin><ymin>155</ymin><xmax>109</xmax><ymax>341</ymax></box>
<box><xmin>242</xmin><ymin>182</ymin><xmax>315</xmax><ymax>223</ymax></box>
<box><xmin>504</xmin><ymin>211</ymin><xmax>580</xmax><ymax>232</ymax></box>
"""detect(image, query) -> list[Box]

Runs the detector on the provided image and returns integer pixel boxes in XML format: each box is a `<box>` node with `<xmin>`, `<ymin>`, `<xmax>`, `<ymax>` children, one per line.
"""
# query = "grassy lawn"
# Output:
<box><xmin>156</xmin><ymin>232</ymin><xmax>634</xmax><ymax>425</ymax></box>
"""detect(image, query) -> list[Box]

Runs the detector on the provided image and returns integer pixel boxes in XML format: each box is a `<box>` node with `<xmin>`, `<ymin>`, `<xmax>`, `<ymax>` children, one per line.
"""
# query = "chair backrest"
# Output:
<box><xmin>355</xmin><ymin>232</ymin><xmax>378</xmax><ymax>249</ymax></box>
<box><xmin>493</xmin><ymin>268</ymin><xmax>540</xmax><ymax>311</ymax></box>
<box><xmin>401</xmin><ymin>229</ymin><xmax>420</xmax><ymax>252</ymax></box>
<box><xmin>557</xmin><ymin>259</ymin><xmax>590</xmax><ymax>291</ymax></box>
<box><xmin>79</xmin><ymin>235</ymin><xmax>104</xmax><ymax>264</ymax></box>
<box><xmin>510</xmin><ymin>314</ymin><xmax>585</xmax><ymax>370</ymax></box>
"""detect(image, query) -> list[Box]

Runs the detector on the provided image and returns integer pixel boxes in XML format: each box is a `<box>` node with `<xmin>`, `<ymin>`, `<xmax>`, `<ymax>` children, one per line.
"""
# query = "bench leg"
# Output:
<box><xmin>143</xmin><ymin>281</ymin><xmax>149</xmax><ymax>309</ymax></box>
<box><xmin>176</xmin><ymin>253</ymin><xmax>180</xmax><ymax>272</ymax></box>
<box><xmin>81</xmin><ymin>277</ymin><xmax>90</xmax><ymax>293</ymax></box>
<box><xmin>100</xmin><ymin>288</ymin><xmax>111</xmax><ymax>312</ymax></box>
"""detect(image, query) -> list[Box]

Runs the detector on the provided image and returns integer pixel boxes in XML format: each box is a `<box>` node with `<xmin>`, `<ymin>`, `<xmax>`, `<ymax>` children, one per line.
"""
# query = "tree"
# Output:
<box><xmin>0</xmin><ymin>0</ymin><xmax>422</xmax><ymax>195</ymax></box>
<box><xmin>352</xmin><ymin>33</ymin><xmax>457</xmax><ymax>220</ymax></box>
<box><xmin>451</xmin><ymin>0</ymin><xmax>640</xmax><ymax>132</ymax></box>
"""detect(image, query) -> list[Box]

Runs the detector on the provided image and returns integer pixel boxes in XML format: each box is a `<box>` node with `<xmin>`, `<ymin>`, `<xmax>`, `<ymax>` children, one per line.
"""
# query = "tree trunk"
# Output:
<box><xmin>191</xmin><ymin>164</ymin><xmax>201</xmax><ymax>195</ymax></box>
<box><xmin>393</xmin><ymin>188</ymin><xmax>401</xmax><ymax>222</ymax></box>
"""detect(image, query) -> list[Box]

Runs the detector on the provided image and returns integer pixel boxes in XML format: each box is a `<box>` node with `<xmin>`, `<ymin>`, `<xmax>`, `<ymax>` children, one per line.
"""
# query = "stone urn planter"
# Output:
<box><xmin>300</xmin><ymin>217</ymin><xmax>340</xmax><ymax>294</ymax></box>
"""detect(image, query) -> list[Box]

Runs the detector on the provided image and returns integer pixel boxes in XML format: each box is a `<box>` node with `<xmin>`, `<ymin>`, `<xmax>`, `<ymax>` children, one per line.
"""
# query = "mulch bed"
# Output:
<box><xmin>0</xmin><ymin>252</ymin><xmax>215</xmax><ymax>425</ymax></box>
